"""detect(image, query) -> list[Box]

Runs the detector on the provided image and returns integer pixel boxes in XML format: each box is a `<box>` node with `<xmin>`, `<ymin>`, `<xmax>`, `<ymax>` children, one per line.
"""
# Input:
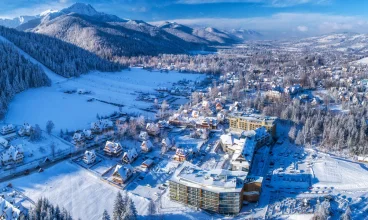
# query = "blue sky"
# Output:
<box><xmin>0</xmin><ymin>0</ymin><xmax>367</xmax><ymax>37</ymax></box>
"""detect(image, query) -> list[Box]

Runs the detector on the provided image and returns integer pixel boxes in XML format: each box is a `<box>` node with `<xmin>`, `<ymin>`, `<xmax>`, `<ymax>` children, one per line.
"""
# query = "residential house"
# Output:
<box><xmin>83</xmin><ymin>129</ymin><xmax>94</xmax><ymax>140</ymax></box>
<box><xmin>18</xmin><ymin>123</ymin><xmax>32</xmax><ymax>136</ymax></box>
<box><xmin>73</xmin><ymin>132</ymin><xmax>85</xmax><ymax>143</ymax></box>
<box><xmin>103</xmin><ymin>141</ymin><xmax>123</xmax><ymax>157</ymax></box>
<box><xmin>141</xmin><ymin>140</ymin><xmax>153</xmax><ymax>152</ymax></box>
<box><xmin>0</xmin><ymin>124</ymin><xmax>15</xmax><ymax>135</ymax></box>
<box><xmin>0</xmin><ymin>197</ymin><xmax>22</xmax><ymax>219</ymax></box>
<box><xmin>146</xmin><ymin>123</ymin><xmax>160</xmax><ymax>136</ymax></box>
<box><xmin>141</xmin><ymin>159</ymin><xmax>154</xmax><ymax>171</ymax></box>
<box><xmin>1</xmin><ymin>145</ymin><xmax>24</xmax><ymax>165</ymax></box>
<box><xmin>139</xmin><ymin>131</ymin><xmax>149</xmax><ymax>141</ymax></box>
<box><xmin>173</xmin><ymin>148</ymin><xmax>190</xmax><ymax>162</ymax></box>
<box><xmin>191</xmin><ymin>110</ymin><xmax>199</xmax><ymax>118</ymax></box>
<box><xmin>91</xmin><ymin>119</ymin><xmax>113</xmax><ymax>133</ymax></box>
<box><xmin>83</xmin><ymin>150</ymin><xmax>96</xmax><ymax>164</ymax></box>
<box><xmin>112</xmin><ymin>164</ymin><xmax>134</xmax><ymax>184</ymax></box>
<box><xmin>162</xmin><ymin>138</ymin><xmax>172</xmax><ymax>150</ymax></box>
<box><xmin>215</xmin><ymin>102</ymin><xmax>223</xmax><ymax>111</ymax></box>
<box><xmin>122</xmin><ymin>148</ymin><xmax>138</xmax><ymax>164</ymax></box>
<box><xmin>0</xmin><ymin>137</ymin><xmax>8</xmax><ymax>148</ymax></box>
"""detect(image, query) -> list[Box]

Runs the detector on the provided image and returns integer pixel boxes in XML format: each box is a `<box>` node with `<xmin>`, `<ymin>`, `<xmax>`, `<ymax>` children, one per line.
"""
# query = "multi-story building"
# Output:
<box><xmin>220</xmin><ymin>127</ymin><xmax>271</xmax><ymax>172</ymax></box>
<box><xmin>228</xmin><ymin>113</ymin><xmax>277</xmax><ymax>137</ymax></box>
<box><xmin>169</xmin><ymin>162</ymin><xmax>253</xmax><ymax>215</ymax></box>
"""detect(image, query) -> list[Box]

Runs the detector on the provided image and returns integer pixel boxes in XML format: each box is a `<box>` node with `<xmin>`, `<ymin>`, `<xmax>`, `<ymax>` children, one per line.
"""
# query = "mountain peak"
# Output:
<box><xmin>61</xmin><ymin>3</ymin><xmax>99</xmax><ymax>17</ymax></box>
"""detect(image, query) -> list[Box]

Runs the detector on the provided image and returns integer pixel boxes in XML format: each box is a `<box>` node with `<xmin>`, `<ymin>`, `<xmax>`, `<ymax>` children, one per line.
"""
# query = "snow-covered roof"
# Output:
<box><xmin>141</xmin><ymin>140</ymin><xmax>153</xmax><ymax>150</ymax></box>
<box><xmin>123</xmin><ymin>148</ymin><xmax>138</xmax><ymax>162</ymax></box>
<box><xmin>84</xmin><ymin>150</ymin><xmax>96</xmax><ymax>161</ymax></box>
<box><xmin>0</xmin><ymin>197</ymin><xmax>21</xmax><ymax>219</ymax></box>
<box><xmin>113</xmin><ymin>164</ymin><xmax>133</xmax><ymax>182</ymax></box>
<box><xmin>171</xmin><ymin>162</ymin><xmax>248</xmax><ymax>193</ymax></box>
<box><xmin>104</xmin><ymin>141</ymin><xmax>122</xmax><ymax>153</ymax></box>
<box><xmin>2</xmin><ymin>145</ymin><xmax>23</xmax><ymax>162</ymax></box>
<box><xmin>0</xmin><ymin>137</ymin><xmax>8</xmax><ymax>147</ymax></box>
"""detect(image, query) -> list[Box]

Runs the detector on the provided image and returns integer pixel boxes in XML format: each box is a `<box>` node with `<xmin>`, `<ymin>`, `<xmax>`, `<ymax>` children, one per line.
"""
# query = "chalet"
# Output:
<box><xmin>112</xmin><ymin>164</ymin><xmax>134</xmax><ymax>184</ymax></box>
<box><xmin>162</xmin><ymin>138</ymin><xmax>172</xmax><ymax>150</ymax></box>
<box><xmin>122</xmin><ymin>148</ymin><xmax>138</xmax><ymax>164</ymax></box>
<box><xmin>18</xmin><ymin>123</ymin><xmax>32</xmax><ymax>136</ymax></box>
<box><xmin>1</xmin><ymin>145</ymin><xmax>24</xmax><ymax>165</ymax></box>
<box><xmin>173</xmin><ymin>148</ymin><xmax>190</xmax><ymax>162</ymax></box>
<box><xmin>215</xmin><ymin>102</ymin><xmax>223</xmax><ymax>111</ymax></box>
<box><xmin>83</xmin><ymin>150</ymin><xmax>96</xmax><ymax>164</ymax></box>
<box><xmin>141</xmin><ymin>159</ymin><xmax>154</xmax><ymax>171</ymax></box>
<box><xmin>139</xmin><ymin>131</ymin><xmax>149</xmax><ymax>141</ymax></box>
<box><xmin>0</xmin><ymin>124</ymin><xmax>15</xmax><ymax>135</ymax></box>
<box><xmin>0</xmin><ymin>197</ymin><xmax>21</xmax><ymax>219</ymax></box>
<box><xmin>196</xmin><ymin>117</ymin><xmax>218</xmax><ymax>130</ymax></box>
<box><xmin>158</xmin><ymin>120</ymin><xmax>170</xmax><ymax>128</ymax></box>
<box><xmin>73</xmin><ymin>132</ymin><xmax>85</xmax><ymax>143</ymax></box>
<box><xmin>103</xmin><ymin>141</ymin><xmax>123</xmax><ymax>157</ymax></box>
<box><xmin>146</xmin><ymin>123</ymin><xmax>160</xmax><ymax>136</ymax></box>
<box><xmin>202</xmin><ymin>100</ymin><xmax>210</xmax><ymax>108</ymax></box>
<box><xmin>0</xmin><ymin>137</ymin><xmax>8</xmax><ymax>148</ymax></box>
<box><xmin>91</xmin><ymin>119</ymin><xmax>113</xmax><ymax>133</ymax></box>
<box><xmin>83</xmin><ymin>129</ymin><xmax>93</xmax><ymax>140</ymax></box>
<box><xmin>141</xmin><ymin>140</ymin><xmax>153</xmax><ymax>152</ymax></box>
<box><xmin>191</xmin><ymin>110</ymin><xmax>199</xmax><ymax>118</ymax></box>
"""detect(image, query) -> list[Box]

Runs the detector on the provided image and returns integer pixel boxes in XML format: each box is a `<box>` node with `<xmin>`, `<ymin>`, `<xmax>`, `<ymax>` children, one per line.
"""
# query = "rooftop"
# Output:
<box><xmin>171</xmin><ymin>162</ymin><xmax>248</xmax><ymax>193</ymax></box>
<box><xmin>229</xmin><ymin>113</ymin><xmax>277</xmax><ymax>124</ymax></box>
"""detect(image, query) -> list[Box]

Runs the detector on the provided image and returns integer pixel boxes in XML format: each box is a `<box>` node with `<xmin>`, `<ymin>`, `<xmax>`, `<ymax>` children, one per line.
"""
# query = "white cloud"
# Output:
<box><xmin>270</xmin><ymin>0</ymin><xmax>331</xmax><ymax>7</ymax></box>
<box><xmin>0</xmin><ymin>1</ymin><xmax>68</xmax><ymax>18</ymax></box>
<box><xmin>177</xmin><ymin>0</ymin><xmax>331</xmax><ymax>6</ymax></box>
<box><xmin>297</xmin><ymin>25</ymin><xmax>308</xmax><ymax>32</ymax></box>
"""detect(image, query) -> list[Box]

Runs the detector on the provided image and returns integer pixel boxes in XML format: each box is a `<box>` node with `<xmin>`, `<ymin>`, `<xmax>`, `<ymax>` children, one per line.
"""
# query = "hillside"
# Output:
<box><xmin>12</xmin><ymin>3</ymin><xmax>241</xmax><ymax>58</ymax></box>
<box><xmin>0</xmin><ymin>40</ymin><xmax>50</xmax><ymax>117</ymax></box>
<box><xmin>0</xmin><ymin>26</ymin><xmax>123</xmax><ymax>78</ymax></box>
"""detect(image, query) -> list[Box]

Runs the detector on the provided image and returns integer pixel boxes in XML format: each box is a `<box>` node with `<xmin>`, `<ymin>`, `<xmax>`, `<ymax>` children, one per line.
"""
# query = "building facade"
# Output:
<box><xmin>169</xmin><ymin>162</ymin><xmax>254</xmax><ymax>215</ymax></box>
<box><xmin>228</xmin><ymin>114</ymin><xmax>277</xmax><ymax>137</ymax></box>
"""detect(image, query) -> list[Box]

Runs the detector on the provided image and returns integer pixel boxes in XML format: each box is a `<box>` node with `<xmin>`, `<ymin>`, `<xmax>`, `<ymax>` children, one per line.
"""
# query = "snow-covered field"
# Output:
<box><xmin>312</xmin><ymin>155</ymin><xmax>368</xmax><ymax>190</ymax></box>
<box><xmin>355</xmin><ymin>57</ymin><xmax>368</xmax><ymax>64</ymax></box>
<box><xmin>4</xmin><ymin>68</ymin><xmax>205</xmax><ymax>132</ymax></box>
<box><xmin>1</xmin><ymin>161</ymin><xmax>150</xmax><ymax>219</ymax></box>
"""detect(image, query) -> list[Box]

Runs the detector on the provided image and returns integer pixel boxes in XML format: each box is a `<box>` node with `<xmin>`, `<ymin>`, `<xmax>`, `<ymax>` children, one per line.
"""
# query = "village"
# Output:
<box><xmin>1</xmin><ymin>36</ymin><xmax>368</xmax><ymax>219</ymax></box>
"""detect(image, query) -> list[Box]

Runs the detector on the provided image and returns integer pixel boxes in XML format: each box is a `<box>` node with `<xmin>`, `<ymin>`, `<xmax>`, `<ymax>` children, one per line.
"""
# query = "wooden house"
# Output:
<box><xmin>103</xmin><ymin>141</ymin><xmax>123</xmax><ymax>157</ymax></box>
<box><xmin>112</xmin><ymin>164</ymin><xmax>134</xmax><ymax>184</ymax></box>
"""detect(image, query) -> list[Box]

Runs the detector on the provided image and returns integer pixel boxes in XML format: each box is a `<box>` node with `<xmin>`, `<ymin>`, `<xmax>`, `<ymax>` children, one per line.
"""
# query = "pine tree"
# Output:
<box><xmin>124</xmin><ymin>196</ymin><xmax>137</xmax><ymax>220</ymax></box>
<box><xmin>102</xmin><ymin>209</ymin><xmax>111</xmax><ymax>220</ymax></box>
<box><xmin>113</xmin><ymin>192</ymin><xmax>125</xmax><ymax>220</ymax></box>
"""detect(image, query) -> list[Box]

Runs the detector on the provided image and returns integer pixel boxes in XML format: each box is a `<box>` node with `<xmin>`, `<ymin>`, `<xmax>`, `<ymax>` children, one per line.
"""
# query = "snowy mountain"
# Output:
<box><xmin>230</xmin><ymin>29</ymin><xmax>264</xmax><ymax>41</ymax></box>
<box><xmin>282</xmin><ymin>33</ymin><xmax>368</xmax><ymax>53</ymax></box>
<box><xmin>14</xmin><ymin>3</ymin><xmax>220</xmax><ymax>57</ymax></box>
<box><xmin>0</xmin><ymin>15</ymin><xmax>38</xmax><ymax>28</ymax></box>
<box><xmin>8</xmin><ymin>3</ymin><xmax>241</xmax><ymax>57</ymax></box>
<box><xmin>159</xmin><ymin>21</ymin><xmax>240</xmax><ymax>45</ymax></box>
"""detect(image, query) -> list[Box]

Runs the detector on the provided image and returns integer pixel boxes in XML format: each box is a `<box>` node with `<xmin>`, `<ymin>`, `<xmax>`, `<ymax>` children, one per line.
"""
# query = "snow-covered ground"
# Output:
<box><xmin>355</xmin><ymin>57</ymin><xmax>368</xmax><ymax>65</ymax></box>
<box><xmin>4</xmin><ymin>68</ymin><xmax>205</xmax><ymax>132</ymax></box>
<box><xmin>312</xmin><ymin>154</ymin><xmax>368</xmax><ymax>190</ymax></box>
<box><xmin>1</xmin><ymin>161</ymin><xmax>150</xmax><ymax>219</ymax></box>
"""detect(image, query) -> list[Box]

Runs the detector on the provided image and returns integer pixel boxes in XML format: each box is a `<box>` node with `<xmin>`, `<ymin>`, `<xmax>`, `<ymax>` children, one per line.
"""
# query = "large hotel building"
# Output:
<box><xmin>228</xmin><ymin>113</ymin><xmax>277</xmax><ymax>137</ymax></box>
<box><xmin>169</xmin><ymin>162</ymin><xmax>262</xmax><ymax>215</ymax></box>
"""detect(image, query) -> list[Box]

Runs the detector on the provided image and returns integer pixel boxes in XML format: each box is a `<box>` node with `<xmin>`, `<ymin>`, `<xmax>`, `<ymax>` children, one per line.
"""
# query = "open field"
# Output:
<box><xmin>4</xmin><ymin>68</ymin><xmax>205</xmax><ymax>132</ymax></box>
